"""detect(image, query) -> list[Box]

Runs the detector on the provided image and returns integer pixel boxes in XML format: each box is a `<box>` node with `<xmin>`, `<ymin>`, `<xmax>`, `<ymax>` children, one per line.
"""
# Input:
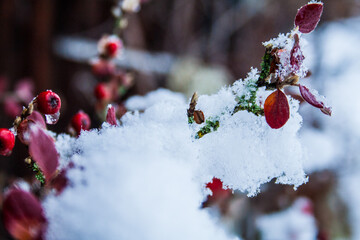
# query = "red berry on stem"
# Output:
<box><xmin>36</xmin><ymin>90</ymin><xmax>61</xmax><ymax>115</ymax></box>
<box><xmin>0</xmin><ymin>128</ymin><xmax>15</xmax><ymax>156</ymax></box>
<box><xmin>106</xmin><ymin>42</ymin><xmax>119</xmax><ymax>57</ymax></box>
<box><xmin>71</xmin><ymin>111</ymin><xmax>91</xmax><ymax>135</ymax></box>
<box><xmin>97</xmin><ymin>35</ymin><xmax>122</xmax><ymax>59</ymax></box>
<box><xmin>94</xmin><ymin>83</ymin><xmax>110</xmax><ymax>101</ymax></box>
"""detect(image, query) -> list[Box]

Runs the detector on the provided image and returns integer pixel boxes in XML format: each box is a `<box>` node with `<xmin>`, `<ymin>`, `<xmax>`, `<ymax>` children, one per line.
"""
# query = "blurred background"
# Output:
<box><xmin>0</xmin><ymin>0</ymin><xmax>358</xmax><ymax>125</ymax></box>
<box><xmin>1</xmin><ymin>0</ymin><xmax>360</xmax><ymax>239</ymax></box>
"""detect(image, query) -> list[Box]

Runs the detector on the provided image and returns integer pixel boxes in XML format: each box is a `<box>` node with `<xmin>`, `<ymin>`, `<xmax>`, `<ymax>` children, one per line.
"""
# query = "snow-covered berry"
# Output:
<box><xmin>97</xmin><ymin>35</ymin><xmax>123</xmax><ymax>59</ymax></box>
<box><xmin>71</xmin><ymin>111</ymin><xmax>91</xmax><ymax>135</ymax></box>
<box><xmin>0</xmin><ymin>128</ymin><xmax>15</xmax><ymax>156</ymax></box>
<box><xmin>36</xmin><ymin>90</ymin><xmax>61</xmax><ymax>115</ymax></box>
<box><xmin>106</xmin><ymin>42</ymin><xmax>119</xmax><ymax>58</ymax></box>
<box><xmin>94</xmin><ymin>83</ymin><xmax>110</xmax><ymax>101</ymax></box>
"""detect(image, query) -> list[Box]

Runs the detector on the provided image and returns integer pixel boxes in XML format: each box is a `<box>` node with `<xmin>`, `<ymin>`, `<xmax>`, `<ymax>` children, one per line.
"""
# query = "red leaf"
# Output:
<box><xmin>295</xmin><ymin>3</ymin><xmax>323</xmax><ymax>34</ymax></box>
<box><xmin>27</xmin><ymin>111</ymin><xmax>46</xmax><ymax>129</ymax></box>
<box><xmin>264</xmin><ymin>90</ymin><xmax>290</xmax><ymax>129</ymax></box>
<box><xmin>299</xmin><ymin>85</ymin><xmax>332</xmax><ymax>116</ymax></box>
<box><xmin>299</xmin><ymin>85</ymin><xmax>323</xmax><ymax>108</ymax></box>
<box><xmin>3</xmin><ymin>189</ymin><xmax>47</xmax><ymax>240</ymax></box>
<box><xmin>106</xmin><ymin>105</ymin><xmax>118</xmax><ymax>126</ymax></box>
<box><xmin>17</xmin><ymin>112</ymin><xmax>46</xmax><ymax>145</ymax></box>
<box><xmin>290</xmin><ymin>34</ymin><xmax>304</xmax><ymax>73</ymax></box>
<box><xmin>29</xmin><ymin>127</ymin><xmax>59</xmax><ymax>181</ymax></box>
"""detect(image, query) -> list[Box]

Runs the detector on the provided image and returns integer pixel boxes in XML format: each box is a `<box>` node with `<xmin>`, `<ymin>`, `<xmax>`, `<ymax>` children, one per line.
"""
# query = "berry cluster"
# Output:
<box><xmin>0</xmin><ymin>0</ymin><xmax>152</xmax><ymax>239</ymax></box>
<box><xmin>90</xmin><ymin>0</ymin><xmax>141</xmax><ymax>124</ymax></box>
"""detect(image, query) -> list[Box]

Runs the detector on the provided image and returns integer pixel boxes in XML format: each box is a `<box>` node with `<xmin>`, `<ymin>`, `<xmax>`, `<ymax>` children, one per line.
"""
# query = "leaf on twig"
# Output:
<box><xmin>27</xmin><ymin>111</ymin><xmax>46</xmax><ymax>128</ymax></box>
<box><xmin>17</xmin><ymin>111</ymin><xmax>46</xmax><ymax>145</ymax></box>
<box><xmin>29</xmin><ymin>127</ymin><xmax>59</xmax><ymax>181</ymax></box>
<box><xmin>295</xmin><ymin>2</ymin><xmax>323</xmax><ymax>34</ymax></box>
<box><xmin>299</xmin><ymin>84</ymin><xmax>332</xmax><ymax>116</ymax></box>
<box><xmin>264</xmin><ymin>90</ymin><xmax>290</xmax><ymax>129</ymax></box>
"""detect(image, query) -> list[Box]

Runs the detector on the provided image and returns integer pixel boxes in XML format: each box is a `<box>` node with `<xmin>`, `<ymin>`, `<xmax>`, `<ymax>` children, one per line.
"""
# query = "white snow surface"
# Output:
<box><xmin>45</xmin><ymin>77</ymin><xmax>307</xmax><ymax>238</ymax></box>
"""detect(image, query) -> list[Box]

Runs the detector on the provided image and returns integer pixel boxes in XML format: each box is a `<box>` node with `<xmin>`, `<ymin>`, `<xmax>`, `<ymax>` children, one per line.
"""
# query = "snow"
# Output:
<box><xmin>45</xmin><ymin>76</ymin><xmax>307</xmax><ymax>238</ymax></box>
<box><xmin>125</xmin><ymin>88</ymin><xmax>185</xmax><ymax>111</ymax></box>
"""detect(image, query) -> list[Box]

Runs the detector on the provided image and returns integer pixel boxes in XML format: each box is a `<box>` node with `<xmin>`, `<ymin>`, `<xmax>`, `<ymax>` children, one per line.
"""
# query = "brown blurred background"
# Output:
<box><xmin>0</xmin><ymin>0</ymin><xmax>358</xmax><ymax>125</ymax></box>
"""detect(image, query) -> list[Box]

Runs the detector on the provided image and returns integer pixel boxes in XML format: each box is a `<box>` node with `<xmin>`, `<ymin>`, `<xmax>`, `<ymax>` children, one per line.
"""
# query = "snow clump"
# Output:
<box><xmin>44</xmin><ymin>76</ymin><xmax>307</xmax><ymax>239</ymax></box>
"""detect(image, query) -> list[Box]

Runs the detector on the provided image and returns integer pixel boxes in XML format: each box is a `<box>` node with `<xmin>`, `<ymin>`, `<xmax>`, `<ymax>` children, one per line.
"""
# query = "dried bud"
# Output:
<box><xmin>187</xmin><ymin>92</ymin><xmax>198</xmax><ymax>118</ymax></box>
<box><xmin>193</xmin><ymin>110</ymin><xmax>205</xmax><ymax>124</ymax></box>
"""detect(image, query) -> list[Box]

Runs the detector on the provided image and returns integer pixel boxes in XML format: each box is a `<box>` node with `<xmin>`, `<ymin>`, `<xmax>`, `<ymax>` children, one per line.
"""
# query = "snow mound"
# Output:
<box><xmin>45</xmin><ymin>86</ymin><xmax>307</xmax><ymax>239</ymax></box>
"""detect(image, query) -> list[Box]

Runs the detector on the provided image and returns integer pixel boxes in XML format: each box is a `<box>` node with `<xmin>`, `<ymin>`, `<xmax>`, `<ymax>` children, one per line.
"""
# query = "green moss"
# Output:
<box><xmin>256</xmin><ymin>47</ymin><xmax>277</xmax><ymax>90</ymax></box>
<box><xmin>196</xmin><ymin>119</ymin><xmax>220</xmax><ymax>139</ymax></box>
<box><xmin>32</xmin><ymin>163</ymin><xmax>45</xmax><ymax>184</ymax></box>
<box><xmin>188</xmin><ymin>116</ymin><xmax>195</xmax><ymax>124</ymax></box>
<box><xmin>258</xmin><ymin>48</ymin><xmax>272</xmax><ymax>84</ymax></box>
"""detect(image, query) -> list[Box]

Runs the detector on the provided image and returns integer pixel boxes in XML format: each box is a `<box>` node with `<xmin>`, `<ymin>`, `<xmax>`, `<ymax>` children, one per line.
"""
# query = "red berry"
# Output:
<box><xmin>71</xmin><ymin>111</ymin><xmax>91</xmax><ymax>135</ymax></box>
<box><xmin>36</xmin><ymin>90</ymin><xmax>61</xmax><ymax>115</ymax></box>
<box><xmin>97</xmin><ymin>35</ymin><xmax>122</xmax><ymax>59</ymax></box>
<box><xmin>0</xmin><ymin>128</ymin><xmax>15</xmax><ymax>156</ymax></box>
<box><xmin>106</xmin><ymin>42</ymin><xmax>119</xmax><ymax>57</ymax></box>
<box><xmin>94</xmin><ymin>83</ymin><xmax>110</xmax><ymax>101</ymax></box>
